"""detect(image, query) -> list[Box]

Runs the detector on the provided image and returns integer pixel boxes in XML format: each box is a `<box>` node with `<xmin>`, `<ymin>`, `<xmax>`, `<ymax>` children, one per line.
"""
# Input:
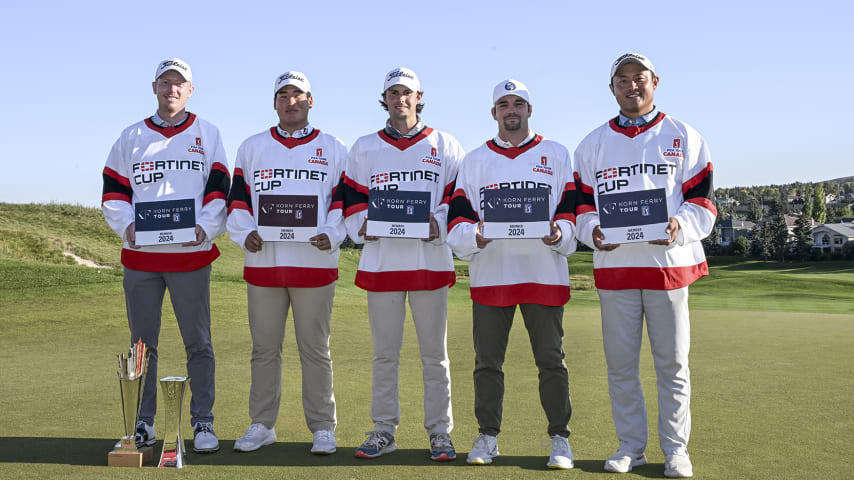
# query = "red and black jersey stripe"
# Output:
<box><xmin>553</xmin><ymin>181</ymin><xmax>577</xmax><ymax>223</ymax></box>
<box><xmin>227</xmin><ymin>168</ymin><xmax>253</xmax><ymax>215</ymax></box>
<box><xmin>447</xmin><ymin>186</ymin><xmax>479</xmax><ymax>232</ymax></box>
<box><xmin>203</xmin><ymin>162</ymin><xmax>231</xmax><ymax>206</ymax></box>
<box><xmin>575</xmin><ymin>172</ymin><xmax>596</xmax><ymax>215</ymax></box>
<box><xmin>329</xmin><ymin>172</ymin><xmax>344</xmax><ymax>212</ymax></box>
<box><xmin>102</xmin><ymin>167</ymin><xmax>132</xmax><ymax>204</ymax></box>
<box><xmin>682</xmin><ymin>162</ymin><xmax>717</xmax><ymax>215</ymax></box>
<box><xmin>340</xmin><ymin>173</ymin><xmax>369</xmax><ymax>218</ymax></box>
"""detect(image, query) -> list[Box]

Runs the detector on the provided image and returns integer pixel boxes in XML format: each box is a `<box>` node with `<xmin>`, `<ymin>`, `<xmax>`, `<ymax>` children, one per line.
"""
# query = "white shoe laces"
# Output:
<box><xmin>244</xmin><ymin>423</ymin><xmax>267</xmax><ymax>438</ymax></box>
<box><xmin>544</xmin><ymin>436</ymin><xmax>569</xmax><ymax>454</ymax></box>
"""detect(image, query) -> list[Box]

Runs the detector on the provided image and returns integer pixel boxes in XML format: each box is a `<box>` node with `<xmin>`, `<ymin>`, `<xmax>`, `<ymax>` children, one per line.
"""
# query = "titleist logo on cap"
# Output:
<box><xmin>387</xmin><ymin>70</ymin><xmax>415</xmax><ymax>81</ymax></box>
<box><xmin>613</xmin><ymin>53</ymin><xmax>647</xmax><ymax>67</ymax></box>
<box><xmin>161</xmin><ymin>60</ymin><xmax>188</xmax><ymax>71</ymax></box>
<box><xmin>279</xmin><ymin>73</ymin><xmax>305</xmax><ymax>83</ymax></box>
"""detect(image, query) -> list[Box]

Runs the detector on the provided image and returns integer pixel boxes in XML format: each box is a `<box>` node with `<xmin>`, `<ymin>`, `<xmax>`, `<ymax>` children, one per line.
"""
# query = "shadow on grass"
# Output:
<box><xmin>0</xmin><ymin>437</ymin><xmax>665</xmax><ymax>475</ymax></box>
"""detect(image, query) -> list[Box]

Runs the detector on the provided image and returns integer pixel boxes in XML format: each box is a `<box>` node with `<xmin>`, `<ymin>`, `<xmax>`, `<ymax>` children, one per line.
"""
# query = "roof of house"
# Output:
<box><xmin>813</xmin><ymin>223</ymin><xmax>854</xmax><ymax>238</ymax></box>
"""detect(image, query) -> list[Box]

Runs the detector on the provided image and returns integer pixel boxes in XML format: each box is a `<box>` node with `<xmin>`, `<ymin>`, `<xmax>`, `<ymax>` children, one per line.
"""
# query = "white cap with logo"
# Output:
<box><xmin>274</xmin><ymin>71</ymin><xmax>311</xmax><ymax>95</ymax></box>
<box><xmin>383</xmin><ymin>67</ymin><xmax>420</xmax><ymax>93</ymax></box>
<box><xmin>492</xmin><ymin>79</ymin><xmax>530</xmax><ymax>104</ymax></box>
<box><xmin>155</xmin><ymin>58</ymin><xmax>192</xmax><ymax>82</ymax></box>
<box><xmin>610</xmin><ymin>52</ymin><xmax>656</xmax><ymax>79</ymax></box>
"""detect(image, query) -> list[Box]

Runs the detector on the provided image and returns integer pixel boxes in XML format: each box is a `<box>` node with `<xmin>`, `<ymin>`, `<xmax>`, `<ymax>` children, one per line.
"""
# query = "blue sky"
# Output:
<box><xmin>1</xmin><ymin>0</ymin><xmax>850</xmax><ymax>206</ymax></box>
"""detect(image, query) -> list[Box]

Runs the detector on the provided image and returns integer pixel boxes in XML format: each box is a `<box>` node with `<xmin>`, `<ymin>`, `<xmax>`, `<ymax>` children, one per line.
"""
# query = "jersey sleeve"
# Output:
<box><xmin>674</xmin><ymin>135</ymin><xmax>717</xmax><ymax>245</ymax></box>
<box><xmin>317</xmin><ymin>137</ymin><xmax>349</xmax><ymax>252</ymax></box>
<box><xmin>550</xmin><ymin>144</ymin><xmax>578</xmax><ymax>256</ymax></box>
<box><xmin>446</xmin><ymin>154</ymin><xmax>481</xmax><ymax>261</ymax></box>
<box><xmin>340</xmin><ymin>141</ymin><xmax>370</xmax><ymax>244</ymax></box>
<box><xmin>573</xmin><ymin>137</ymin><xmax>600</xmax><ymax>250</ymax></box>
<box><xmin>102</xmin><ymin>135</ymin><xmax>135</xmax><ymax>241</ymax></box>
<box><xmin>198</xmin><ymin>125</ymin><xmax>230</xmax><ymax>241</ymax></box>
<box><xmin>226</xmin><ymin>141</ymin><xmax>257</xmax><ymax>253</ymax></box>
<box><xmin>432</xmin><ymin>135</ymin><xmax>465</xmax><ymax>245</ymax></box>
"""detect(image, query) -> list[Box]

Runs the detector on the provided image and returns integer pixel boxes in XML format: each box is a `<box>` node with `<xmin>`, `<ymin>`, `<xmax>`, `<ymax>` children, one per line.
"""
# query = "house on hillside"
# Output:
<box><xmin>717</xmin><ymin>217</ymin><xmax>754</xmax><ymax>246</ymax></box>
<box><xmin>718</xmin><ymin>197</ymin><xmax>739</xmax><ymax>208</ymax></box>
<box><xmin>784</xmin><ymin>215</ymin><xmax>816</xmax><ymax>238</ymax></box>
<box><xmin>825</xmin><ymin>194</ymin><xmax>838</xmax><ymax>205</ymax></box>
<box><xmin>811</xmin><ymin>223</ymin><xmax>854</xmax><ymax>253</ymax></box>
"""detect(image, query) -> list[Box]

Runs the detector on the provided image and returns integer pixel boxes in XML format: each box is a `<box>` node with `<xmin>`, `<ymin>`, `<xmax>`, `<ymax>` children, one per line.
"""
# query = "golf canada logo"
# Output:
<box><xmin>533</xmin><ymin>155</ymin><xmax>553</xmax><ymax>175</ymax></box>
<box><xmin>188</xmin><ymin>137</ymin><xmax>204</xmax><ymax>155</ymax></box>
<box><xmin>422</xmin><ymin>146</ymin><xmax>442</xmax><ymax>167</ymax></box>
<box><xmin>308</xmin><ymin>147</ymin><xmax>328</xmax><ymax>166</ymax></box>
<box><xmin>663</xmin><ymin>138</ymin><xmax>683</xmax><ymax>158</ymax></box>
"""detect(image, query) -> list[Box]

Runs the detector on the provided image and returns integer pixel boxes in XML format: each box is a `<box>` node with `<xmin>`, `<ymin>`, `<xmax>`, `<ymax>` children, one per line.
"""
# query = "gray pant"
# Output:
<box><xmin>367</xmin><ymin>288</ymin><xmax>453</xmax><ymax>435</ymax></box>
<box><xmin>246</xmin><ymin>282</ymin><xmax>337</xmax><ymax>432</ymax></box>
<box><xmin>472</xmin><ymin>301</ymin><xmax>571</xmax><ymax>437</ymax></box>
<box><xmin>123</xmin><ymin>265</ymin><xmax>215</xmax><ymax>427</ymax></box>
<box><xmin>598</xmin><ymin>287</ymin><xmax>691</xmax><ymax>456</ymax></box>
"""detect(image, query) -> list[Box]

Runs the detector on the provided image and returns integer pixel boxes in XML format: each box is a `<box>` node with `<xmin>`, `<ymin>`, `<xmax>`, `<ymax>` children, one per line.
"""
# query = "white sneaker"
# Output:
<box><xmin>311</xmin><ymin>429</ymin><xmax>337</xmax><ymax>455</ymax></box>
<box><xmin>664</xmin><ymin>453</ymin><xmax>693</xmax><ymax>478</ymax></box>
<box><xmin>604</xmin><ymin>450</ymin><xmax>647</xmax><ymax>473</ymax></box>
<box><xmin>546</xmin><ymin>435</ymin><xmax>574</xmax><ymax>469</ymax></box>
<box><xmin>466</xmin><ymin>433</ymin><xmax>498</xmax><ymax>465</ymax></box>
<box><xmin>234</xmin><ymin>423</ymin><xmax>276</xmax><ymax>452</ymax></box>
<box><xmin>193</xmin><ymin>422</ymin><xmax>219</xmax><ymax>453</ymax></box>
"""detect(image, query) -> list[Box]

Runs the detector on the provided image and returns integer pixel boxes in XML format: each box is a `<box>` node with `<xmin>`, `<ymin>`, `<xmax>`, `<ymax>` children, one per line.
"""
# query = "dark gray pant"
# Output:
<box><xmin>123</xmin><ymin>265</ymin><xmax>215</xmax><ymax>427</ymax></box>
<box><xmin>472</xmin><ymin>301</ymin><xmax>571</xmax><ymax>437</ymax></box>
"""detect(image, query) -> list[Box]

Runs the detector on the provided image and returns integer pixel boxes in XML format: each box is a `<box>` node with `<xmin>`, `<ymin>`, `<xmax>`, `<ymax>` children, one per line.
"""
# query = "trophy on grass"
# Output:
<box><xmin>108</xmin><ymin>339</ymin><xmax>154</xmax><ymax>467</ymax></box>
<box><xmin>158</xmin><ymin>376</ymin><xmax>189</xmax><ymax>468</ymax></box>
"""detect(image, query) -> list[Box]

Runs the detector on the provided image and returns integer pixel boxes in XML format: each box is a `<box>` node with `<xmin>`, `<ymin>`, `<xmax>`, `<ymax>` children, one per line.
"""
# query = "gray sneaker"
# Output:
<box><xmin>355</xmin><ymin>431</ymin><xmax>397</xmax><ymax>459</ymax></box>
<box><xmin>192</xmin><ymin>422</ymin><xmax>219</xmax><ymax>453</ymax></box>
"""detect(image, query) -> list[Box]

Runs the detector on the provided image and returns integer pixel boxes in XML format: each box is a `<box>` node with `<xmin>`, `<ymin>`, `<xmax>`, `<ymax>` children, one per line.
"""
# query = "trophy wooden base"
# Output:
<box><xmin>108</xmin><ymin>446</ymin><xmax>154</xmax><ymax>467</ymax></box>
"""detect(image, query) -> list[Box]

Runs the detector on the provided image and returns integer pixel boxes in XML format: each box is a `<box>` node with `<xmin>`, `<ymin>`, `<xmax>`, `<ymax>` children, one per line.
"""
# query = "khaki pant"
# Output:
<box><xmin>246</xmin><ymin>282</ymin><xmax>337</xmax><ymax>432</ymax></box>
<box><xmin>367</xmin><ymin>287</ymin><xmax>453</xmax><ymax>435</ymax></box>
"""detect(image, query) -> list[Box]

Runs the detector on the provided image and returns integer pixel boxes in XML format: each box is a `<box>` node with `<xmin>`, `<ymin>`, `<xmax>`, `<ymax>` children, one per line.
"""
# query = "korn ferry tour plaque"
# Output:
<box><xmin>257</xmin><ymin>194</ymin><xmax>319</xmax><ymax>242</ymax></box>
<box><xmin>366</xmin><ymin>190</ymin><xmax>431</xmax><ymax>239</ymax></box>
<box><xmin>482</xmin><ymin>187</ymin><xmax>550</xmax><ymax>239</ymax></box>
<box><xmin>598</xmin><ymin>188</ymin><xmax>670</xmax><ymax>244</ymax></box>
<box><xmin>134</xmin><ymin>199</ymin><xmax>196</xmax><ymax>245</ymax></box>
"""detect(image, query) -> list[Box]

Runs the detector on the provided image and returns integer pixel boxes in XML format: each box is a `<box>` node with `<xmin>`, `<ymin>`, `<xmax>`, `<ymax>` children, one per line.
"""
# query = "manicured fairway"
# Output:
<box><xmin>1</xmin><ymin>203</ymin><xmax>852</xmax><ymax>479</ymax></box>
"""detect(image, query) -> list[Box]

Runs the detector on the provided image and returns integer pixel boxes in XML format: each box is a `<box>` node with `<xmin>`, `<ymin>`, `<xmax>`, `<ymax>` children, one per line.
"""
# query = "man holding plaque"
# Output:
<box><xmin>338</xmin><ymin>67</ymin><xmax>463</xmax><ymax>461</ymax></box>
<box><xmin>227</xmin><ymin>71</ymin><xmax>347</xmax><ymax>455</ymax></box>
<box><xmin>573</xmin><ymin>53</ymin><xmax>716</xmax><ymax>478</ymax></box>
<box><xmin>446</xmin><ymin>79</ymin><xmax>578</xmax><ymax>469</ymax></box>
<box><xmin>102</xmin><ymin>57</ymin><xmax>229</xmax><ymax>453</ymax></box>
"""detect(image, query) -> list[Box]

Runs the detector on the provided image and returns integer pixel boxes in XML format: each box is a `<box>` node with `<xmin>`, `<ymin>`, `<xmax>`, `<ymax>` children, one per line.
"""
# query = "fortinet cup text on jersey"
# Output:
<box><xmin>595</xmin><ymin>162</ymin><xmax>677</xmax><ymax>194</ymax></box>
<box><xmin>254</xmin><ymin>168</ymin><xmax>328</xmax><ymax>191</ymax></box>
<box><xmin>131</xmin><ymin>160</ymin><xmax>205</xmax><ymax>184</ymax></box>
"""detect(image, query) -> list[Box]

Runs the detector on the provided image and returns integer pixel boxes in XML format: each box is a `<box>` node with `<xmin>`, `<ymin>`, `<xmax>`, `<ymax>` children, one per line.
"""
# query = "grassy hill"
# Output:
<box><xmin>1</xmin><ymin>203</ymin><xmax>852</xmax><ymax>479</ymax></box>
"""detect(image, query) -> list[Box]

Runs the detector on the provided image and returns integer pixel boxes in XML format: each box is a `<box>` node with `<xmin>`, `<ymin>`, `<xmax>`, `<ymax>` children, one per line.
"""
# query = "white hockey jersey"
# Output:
<box><xmin>574</xmin><ymin>112</ymin><xmax>717</xmax><ymax>290</ymax></box>
<box><xmin>102</xmin><ymin>113</ymin><xmax>229</xmax><ymax>272</ymax></box>
<box><xmin>447</xmin><ymin>136</ymin><xmax>577</xmax><ymax>307</ymax></box>
<box><xmin>227</xmin><ymin>127</ymin><xmax>347</xmax><ymax>287</ymax></box>
<box><xmin>340</xmin><ymin>128</ymin><xmax>464</xmax><ymax>291</ymax></box>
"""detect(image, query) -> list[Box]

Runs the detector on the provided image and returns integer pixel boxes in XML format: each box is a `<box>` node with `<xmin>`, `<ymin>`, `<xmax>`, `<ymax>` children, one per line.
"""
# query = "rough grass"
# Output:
<box><xmin>0</xmin><ymin>203</ymin><xmax>852</xmax><ymax>479</ymax></box>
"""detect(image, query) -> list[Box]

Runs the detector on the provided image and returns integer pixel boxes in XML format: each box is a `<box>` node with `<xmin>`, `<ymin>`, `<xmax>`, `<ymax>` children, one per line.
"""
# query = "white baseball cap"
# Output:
<box><xmin>274</xmin><ymin>71</ymin><xmax>311</xmax><ymax>95</ymax></box>
<box><xmin>155</xmin><ymin>58</ymin><xmax>192</xmax><ymax>82</ymax></box>
<box><xmin>492</xmin><ymin>79</ymin><xmax>530</xmax><ymax>104</ymax></box>
<box><xmin>610</xmin><ymin>52</ymin><xmax>656</xmax><ymax>79</ymax></box>
<box><xmin>383</xmin><ymin>67</ymin><xmax>420</xmax><ymax>93</ymax></box>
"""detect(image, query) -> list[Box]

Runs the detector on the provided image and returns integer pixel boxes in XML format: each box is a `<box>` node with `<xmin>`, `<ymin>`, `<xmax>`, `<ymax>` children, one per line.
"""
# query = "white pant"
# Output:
<box><xmin>367</xmin><ymin>287</ymin><xmax>453</xmax><ymax>435</ymax></box>
<box><xmin>598</xmin><ymin>287</ymin><xmax>691</xmax><ymax>456</ymax></box>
